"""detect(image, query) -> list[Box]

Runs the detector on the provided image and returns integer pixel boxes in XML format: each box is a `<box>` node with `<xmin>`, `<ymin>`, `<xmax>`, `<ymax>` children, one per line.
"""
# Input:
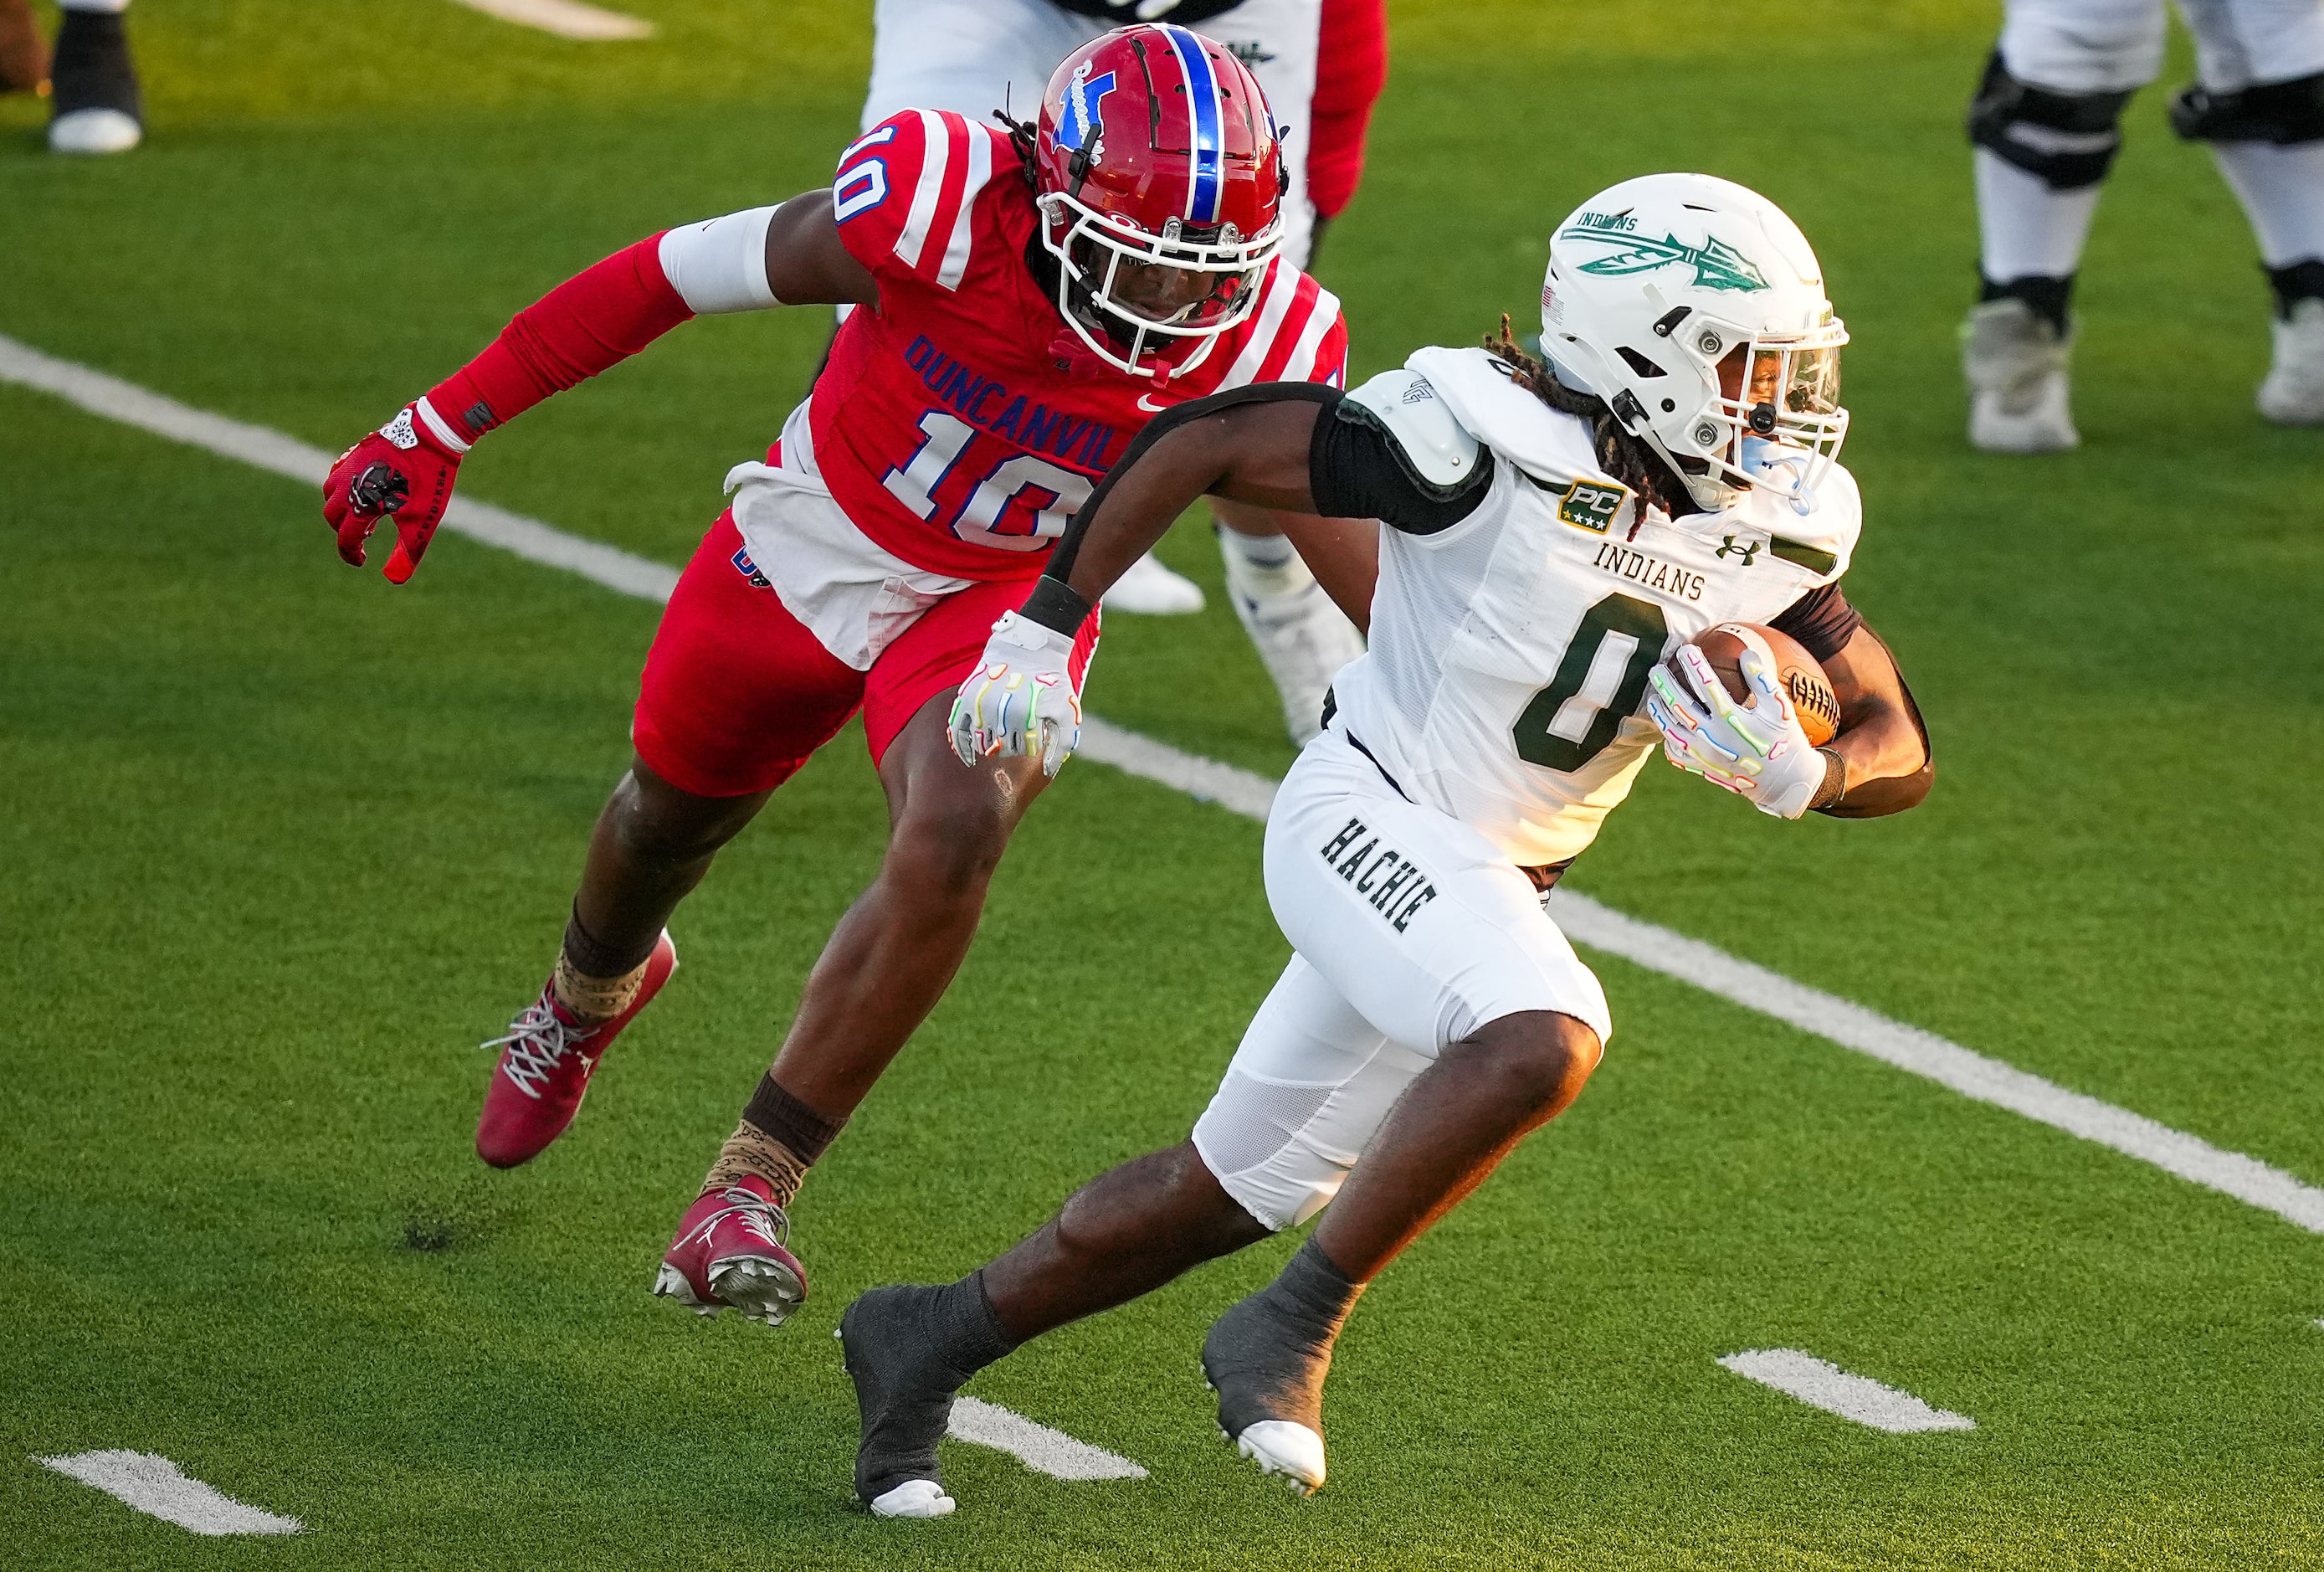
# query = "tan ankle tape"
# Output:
<box><xmin>702</xmin><ymin>1120</ymin><xmax>811</xmax><ymax>1209</ymax></box>
<box><xmin>552</xmin><ymin>949</ymin><xmax>651</xmax><ymax>1024</ymax></box>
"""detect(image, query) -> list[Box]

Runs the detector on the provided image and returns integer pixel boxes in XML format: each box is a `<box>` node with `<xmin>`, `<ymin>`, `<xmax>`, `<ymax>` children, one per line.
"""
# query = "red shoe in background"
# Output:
<box><xmin>653</xmin><ymin>1175</ymin><xmax>808</xmax><ymax>1328</ymax></box>
<box><xmin>475</xmin><ymin>932</ymin><xmax>677</xmax><ymax>1169</ymax></box>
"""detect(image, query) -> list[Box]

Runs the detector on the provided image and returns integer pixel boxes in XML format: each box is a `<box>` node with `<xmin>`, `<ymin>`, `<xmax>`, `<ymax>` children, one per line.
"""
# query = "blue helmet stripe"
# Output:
<box><xmin>1161</xmin><ymin>25</ymin><xmax>1224</xmax><ymax>225</ymax></box>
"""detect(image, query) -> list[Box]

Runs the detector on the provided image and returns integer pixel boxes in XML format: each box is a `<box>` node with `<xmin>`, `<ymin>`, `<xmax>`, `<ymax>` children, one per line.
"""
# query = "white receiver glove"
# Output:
<box><xmin>1645</xmin><ymin>643</ymin><xmax>1829</xmax><ymax>820</ymax></box>
<box><xmin>948</xmin><ymin>610</ymin><xmax>1083</xmax><ymax>776</ymax></box>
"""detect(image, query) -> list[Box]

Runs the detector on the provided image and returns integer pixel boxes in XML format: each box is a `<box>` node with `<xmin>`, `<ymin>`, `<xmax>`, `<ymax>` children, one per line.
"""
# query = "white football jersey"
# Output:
<box><xmin>1329</xmin><ymin>346</ymin><xmax>1863</xmax><ymax>868</ymax></box>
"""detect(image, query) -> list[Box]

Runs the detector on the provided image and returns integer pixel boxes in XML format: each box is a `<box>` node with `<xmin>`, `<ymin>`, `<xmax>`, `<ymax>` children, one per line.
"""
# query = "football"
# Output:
<box><xmin>1670</xmin><ymin>623</ymin><xmax>1841</xmax><ymax>745</ymax></box>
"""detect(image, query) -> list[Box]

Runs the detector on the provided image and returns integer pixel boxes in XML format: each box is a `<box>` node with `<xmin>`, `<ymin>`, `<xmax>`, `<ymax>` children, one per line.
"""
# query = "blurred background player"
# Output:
<box><xmin>858</xmin><ymin>0</ymin><xmax>1388</xmax><ymax>741</ymax></box>
<box><xmin>1963</xmin><ymin>0</ymin><xmax>2324</xmax><ymax>449</ymax></box>
<box><xmin>319</xmin><ymin>26</ymin><xmax>1359</xmax><ymax>1333</ymax></box>
<box><xmin>0</xmin><ymin>0</ymin><xmax>142</xmax><ymax>153</ymax></box>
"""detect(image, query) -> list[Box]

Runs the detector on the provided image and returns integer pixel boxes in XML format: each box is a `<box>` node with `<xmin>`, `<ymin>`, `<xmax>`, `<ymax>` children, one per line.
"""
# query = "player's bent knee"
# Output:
<box><xmin>885</xmin><ymin>796</ymin><xmax>1013</xmax><ymax>898</ymax></box>
<box><xmin>1967</xmin><ymin>51</ymin><xmax>2133</xmax><ymax>190</ymax></box>
<box><xmin>1465</xmin><ymin>1010</ymin><xmax>1603</xmax><ymax>1115</ymax></box>
<box><xmin>607</xmin><ymin>763</ymin><xmax>762</xmax><ymax>864</ymax></box>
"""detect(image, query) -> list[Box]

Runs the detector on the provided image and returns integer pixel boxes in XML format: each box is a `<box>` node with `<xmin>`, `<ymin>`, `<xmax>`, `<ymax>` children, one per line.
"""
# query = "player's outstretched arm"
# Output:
<box><xmin>322</xmin><ymin>192</ymin><xmax>875</xmax><ymax>583</ymax></box>
<box><xmin>947</xmin><ymin>388</ymin><xmax>1338</xmax><ymax>773</ymax></box>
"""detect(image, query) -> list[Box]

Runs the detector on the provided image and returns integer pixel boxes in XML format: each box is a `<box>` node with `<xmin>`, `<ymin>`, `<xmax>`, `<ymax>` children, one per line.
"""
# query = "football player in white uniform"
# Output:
<box><xmin>859</xmin><ymin>0</ymin><xmax>1388</xmax><ymax>742</ymax></box>
<box><xmin>838</xmin><ymin>174</ymin><xmax>1932</xmax><ymax>1518</ymax></box>
<box><xmin>1964</xmin><ymin>0</ymin><xmax>2324</xmax><ymax>448</ymax></box>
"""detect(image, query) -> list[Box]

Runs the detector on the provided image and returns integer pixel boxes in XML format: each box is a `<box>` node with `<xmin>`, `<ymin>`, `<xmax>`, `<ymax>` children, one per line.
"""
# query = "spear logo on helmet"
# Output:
<box><xmin>1556</xmin><ymin>228</ymin><xmax>1771</xmax><ymax>293</ymax></box>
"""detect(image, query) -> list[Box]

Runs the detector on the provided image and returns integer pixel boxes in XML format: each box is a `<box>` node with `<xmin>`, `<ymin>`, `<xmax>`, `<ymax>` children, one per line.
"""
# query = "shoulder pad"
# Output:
<box><xmin>1344</xmin><ymin>369</ymin><xmax>1482</xmax><ymax>490</ymax></box>
<box><xmin>1733</xmin><ymin>461</ymin><xmax>1863</xmax><ymax>583</ymax></box>
<box><xmin>1403</xmin><ymin>345</ymin><xmax>1602</xmax><ymax>486</ymax></box>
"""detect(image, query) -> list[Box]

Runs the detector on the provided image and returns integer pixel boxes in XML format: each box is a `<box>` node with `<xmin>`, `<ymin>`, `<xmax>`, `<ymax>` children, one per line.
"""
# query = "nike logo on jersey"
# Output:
<box><xmin>1591</xmin><ymin>541</ymin><xmax>1706</xmax><ymax>602</ymax></box>
<box><xmin>1320</xmin><ymin>816</ymin><xmax>1439</xmax><ymax>933</ymax></box>
<box><xmin>1136</xmin><ymin>393</ymin><xmax>1173</xmax><ymax>412</ymax></box>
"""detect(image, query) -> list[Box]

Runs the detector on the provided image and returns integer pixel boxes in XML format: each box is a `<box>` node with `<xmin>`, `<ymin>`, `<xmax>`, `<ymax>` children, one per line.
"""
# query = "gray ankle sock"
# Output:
<box><xmin>843</xmin><ymin>1271</ymin><xmax>1018</xmax><ymax>1504</ymax></box>
<box><xmin>1202</xmin><ymin>1236</ymin><xmax>1364</xmax><ymax>1438</ymax></box>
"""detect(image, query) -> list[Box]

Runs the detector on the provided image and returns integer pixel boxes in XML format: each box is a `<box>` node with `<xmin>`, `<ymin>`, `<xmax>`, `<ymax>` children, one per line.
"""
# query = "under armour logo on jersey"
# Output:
<box><xmin>1320</xmin><ymin>816</ymin><xmax>1439</xmax><ymax>933</ymax></box>
<box><xmin>1057</xmin><ymin>63</ymin><xmax>1116</xmax><ymax>154</ymax></box>
<box><xmin>1716</xmin><ymin>535</ymin><xmax>1762</xmax><ymax>565</ymax></box>
<box><xmin>379</xmin><ymin>407</ymin><xmax>419</xmax><ymax>451</ymax></box>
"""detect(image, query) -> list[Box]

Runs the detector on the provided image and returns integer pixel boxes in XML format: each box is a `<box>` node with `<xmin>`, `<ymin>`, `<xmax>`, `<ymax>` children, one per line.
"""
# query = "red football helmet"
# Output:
<box><xmin>1031</xmin><ymin>25</ymin><xmax>1287</xmax><ymax>378</ymax></box>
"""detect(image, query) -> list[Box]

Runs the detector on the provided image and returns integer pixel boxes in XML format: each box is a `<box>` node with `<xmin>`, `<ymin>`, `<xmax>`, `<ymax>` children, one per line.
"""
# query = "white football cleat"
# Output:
<box><xmin>1218</xmin><ymin>531</ymin><xmax>1364</xmax><ymax>746</ymax></box>
<box><xmin>868</xmin><ymin>1479</ymin><xmax>955</xmax><ymax>1519</ymax></box>
<box><xmin>1962</xmin><ymin>299</ymin><xmax>2079</xmax><ymax>454</ymax></box>
<box><xmin>49</xmin><ymin>107</ymin><xmax>140</xmax><ymax>155</ymax></box>
<box><xmin>1234</xmin><ymin>1420</ymin><xmax>1326</xmax><ymax>1496</ymax></box>
<box><xmin>1102</xmin><ymin>550</ymin><xmax>1205</xmax><ymax>615</ymax></box>
<box><xmin>2258</xmin><ymin>298</ymin><xmax>2324</xmax><ymax>425</ymax></box>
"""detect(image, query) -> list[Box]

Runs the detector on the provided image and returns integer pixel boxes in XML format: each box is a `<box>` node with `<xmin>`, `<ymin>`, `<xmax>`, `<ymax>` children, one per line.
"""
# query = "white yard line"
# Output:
<box><xmin>1717</xmin><ymin>1350</ymin><xmax>1975</xmax><ymax>1434</ymax></box>
<box><xmin>6</xmin><ymin>331</ymin><xmax>2321</xmax><ymax>1236</ymax></box>
<box><xmin>35</xmin><ymin>1451</ymin><xmax>305</xmax><ymax>1535</ymax></box>
<box><xmin>449</xmin><ymin>0</ymin><xmax>654</xmax><ymax>42</ymax></box>
<box><xmin>947</xmin><ymin>1397</ymin><xmax>1147</xmax><ymax>1481</ymax></box>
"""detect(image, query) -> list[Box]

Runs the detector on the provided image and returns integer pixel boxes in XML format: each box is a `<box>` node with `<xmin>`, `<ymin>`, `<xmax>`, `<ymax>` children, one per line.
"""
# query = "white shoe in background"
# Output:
<box><xmin>49</xmin><ymin>106</ymin><xmax>139</xmax><ymax>153</ymax></box>
<box><xmin>2258</xmin><ymin>298</ymin><xmax>2324</xmax><ymax>426</ymax></box>
<box><xmin>1962</xmin><ymin>299</ymin><xmax>2079</xmax><ymax>454</ymax></box>
<box><xmin>1102</xmin><ymin>550</ymin><xmax>1205</xmax><ymax>615</ymax></box>
<box><xmin>1218</xmin><ymin>530</ymin><xmax>1364</xmax><ymax>747</ymax></box>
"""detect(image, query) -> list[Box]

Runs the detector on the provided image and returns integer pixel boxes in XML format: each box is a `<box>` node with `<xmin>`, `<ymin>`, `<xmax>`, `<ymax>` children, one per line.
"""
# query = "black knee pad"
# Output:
<box><xmin>2170</xmin><ymin>70</ymin><xmax>2324</xmax><ymax>145</ymax></box>
<box><xmin>1979</xmin><ymin>272</ymin><xmax>2075</xmax><ymax>334</ymax></box>
<box><xmin>1967</xmin><ymin>50</ymin><xmax>2134</xmax><ymax>191</ymax></box>
<box><xmin>2267</xmin><ymin>259</ymin><xmax>2324</xmax><ymax>316</ymax></box>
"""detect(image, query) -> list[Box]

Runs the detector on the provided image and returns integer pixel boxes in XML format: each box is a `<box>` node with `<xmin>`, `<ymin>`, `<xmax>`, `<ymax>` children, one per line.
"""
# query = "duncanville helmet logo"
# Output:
<box><xmin>1556</xmin><ymin>226</ymin><xmax>1771</xmax><ymax>293</ymax></box>
<box><xmin>1057</xmin><ymin>61</ymin><xmax>1116</xmax><ymax>154</ymax></box>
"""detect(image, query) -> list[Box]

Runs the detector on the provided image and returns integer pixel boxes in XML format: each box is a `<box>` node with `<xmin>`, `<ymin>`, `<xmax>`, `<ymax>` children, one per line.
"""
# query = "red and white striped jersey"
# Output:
<box><xmin>806</xmin><ymin>108</ymin><xmax>1348</xmax><ymax>582</ymax></box>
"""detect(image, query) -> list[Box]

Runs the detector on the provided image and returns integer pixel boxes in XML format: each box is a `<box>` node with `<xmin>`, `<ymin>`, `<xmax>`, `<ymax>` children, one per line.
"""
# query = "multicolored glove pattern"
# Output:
<box><xmin>1645</xmin><ymin>643</ymin><xmax>1827</xmax><ymax>819</ymax></box>
<box><xmin>948</xmin><ymin>611</ymin><xmax>1084</xmax><ymax>777</ymax></box>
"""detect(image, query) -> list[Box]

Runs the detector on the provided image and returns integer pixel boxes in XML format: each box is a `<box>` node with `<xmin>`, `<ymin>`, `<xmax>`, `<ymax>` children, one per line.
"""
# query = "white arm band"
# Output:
<box><xmin>657</xmin><ymin>204</ymin><xmax>782</xmax><ymax>314</ymax></box>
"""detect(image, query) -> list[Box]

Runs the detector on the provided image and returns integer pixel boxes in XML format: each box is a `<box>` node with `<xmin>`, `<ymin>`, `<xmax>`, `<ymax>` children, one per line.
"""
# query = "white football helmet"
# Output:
<box><xmin>1539</xmin><ymin>173</ymin><xmax>1848</xmax><ymax>511</ymax></box>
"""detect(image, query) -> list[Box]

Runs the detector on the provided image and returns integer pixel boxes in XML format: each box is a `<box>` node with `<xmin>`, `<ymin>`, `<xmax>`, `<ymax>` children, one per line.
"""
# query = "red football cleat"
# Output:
<box><xmin>475</xmin><ymin>932</ymin><xmax>677</xmax><ymax>1169</ymax></box>
<box><xmin>653</xmin><ymin>1175</ymin><xmax>808</xmax><ymax>1327</ymax></box>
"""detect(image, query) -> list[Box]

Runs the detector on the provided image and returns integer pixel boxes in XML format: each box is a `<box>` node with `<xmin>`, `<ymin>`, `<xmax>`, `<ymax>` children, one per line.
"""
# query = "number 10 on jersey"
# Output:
<box><xmin>882</xmin><ymin>410</ymin><xmax>1095</xmax><ymax>553</ymax></box>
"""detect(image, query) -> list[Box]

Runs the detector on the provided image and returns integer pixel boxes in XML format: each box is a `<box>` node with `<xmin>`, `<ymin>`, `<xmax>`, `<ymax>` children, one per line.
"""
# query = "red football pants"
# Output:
<box><xmin>632</xmin><ymin>511</ymin><xmax>1099</xmax><ymax>798</ymax></box>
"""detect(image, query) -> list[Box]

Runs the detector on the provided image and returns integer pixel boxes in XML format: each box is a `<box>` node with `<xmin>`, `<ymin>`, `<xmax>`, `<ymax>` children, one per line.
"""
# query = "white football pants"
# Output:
<box><xmin>1189</xmin><ymin>731</ymin><xmax>1612</xmax><ymax>1231</ymax></box>
<box><xmin>2000</xmin><ymin>0</ymin><xmax>2324</xmax><ymax>95</ymax></box>
<box><xmin>860</xmin><ymin>0</ymin><xmax>1323</xmax><ymax>268</ymax></box>
<box><xmin>1985</xmin><ymin>0</ymin><xmax>2324</xmax><ymax>278</ymax></box>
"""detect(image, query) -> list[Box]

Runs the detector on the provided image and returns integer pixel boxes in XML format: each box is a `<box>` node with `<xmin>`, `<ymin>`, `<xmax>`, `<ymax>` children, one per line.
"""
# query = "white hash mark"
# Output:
<box><xmin>36</xmin><ymin>1451</ymin><xmax>305</xmax><ymax>1535</ymax></box>
<box><xmin>1717</xmin><ymin>1350</ymin><xmax>1975</xmax><ymax>1434</ymax></box>
<box><xmin>449</xmin><ymin>0</ymin><xmax>654</xmax><ymax>42</ymax></box>
<box><xmin>947</xmin><ymin>1397</ymin><xmax>1147</xmax><ymax>1481</ymax></box>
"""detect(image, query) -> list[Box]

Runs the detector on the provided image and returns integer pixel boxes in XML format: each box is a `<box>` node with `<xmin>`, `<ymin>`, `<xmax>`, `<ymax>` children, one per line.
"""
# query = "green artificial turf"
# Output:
<box><xmin>3</xmin><ymin>3</ymin><xmax>2322</xmax><ymax>1567</ymax></box>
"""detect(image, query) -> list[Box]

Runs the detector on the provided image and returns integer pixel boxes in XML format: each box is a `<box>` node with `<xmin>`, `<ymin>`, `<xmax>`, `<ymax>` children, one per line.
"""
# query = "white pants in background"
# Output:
<box><xmin>861</xmin><ymin>0</ymin><xmax>1324</xmax><ymax>268</ymax></box>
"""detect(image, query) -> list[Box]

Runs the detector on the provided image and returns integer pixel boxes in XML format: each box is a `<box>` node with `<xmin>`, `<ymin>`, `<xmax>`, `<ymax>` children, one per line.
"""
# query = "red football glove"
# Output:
<box><xmin>322</xmin><ymin>398</ymin><xmax>468</xmax><ymax>583</ymax></box>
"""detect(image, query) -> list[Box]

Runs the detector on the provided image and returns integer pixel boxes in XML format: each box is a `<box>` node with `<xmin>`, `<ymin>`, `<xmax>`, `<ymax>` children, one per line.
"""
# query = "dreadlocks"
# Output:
<box><xmin>1480</xmin><ymin>316</ymin><xmax>1700</xmax><ymax>518</ymax></box>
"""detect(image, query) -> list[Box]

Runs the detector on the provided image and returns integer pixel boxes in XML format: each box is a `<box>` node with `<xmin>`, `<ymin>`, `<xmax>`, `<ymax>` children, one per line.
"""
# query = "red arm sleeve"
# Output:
<box><xmin>421</xmin><ymin>235</ymin><xmax>694</xmax><ymax>448</ymax></box>
<box><xmin>1306</xmin><ymin>0</ymin><xmax>1387</xmax><ymax>221</ymax></box>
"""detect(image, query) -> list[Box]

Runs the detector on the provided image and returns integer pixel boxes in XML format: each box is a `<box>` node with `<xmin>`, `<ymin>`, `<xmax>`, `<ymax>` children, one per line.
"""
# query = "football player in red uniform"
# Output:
<box><xmin>856</xmin><ymin>0</ymin><xmax>1388</xmax><ymax>717</ymax></box>
<box><xmin>320</xmin><ymin>25</ymin><xmax>1362</xmax><ymax>1328</ymax></box>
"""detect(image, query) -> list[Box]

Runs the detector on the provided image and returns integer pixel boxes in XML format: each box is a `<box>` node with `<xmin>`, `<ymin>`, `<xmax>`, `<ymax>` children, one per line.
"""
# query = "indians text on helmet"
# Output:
<box><xmin>1557</xmin><ymin>213</ymin><xmax>1772</xmax><ymax>293</ymax></box>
